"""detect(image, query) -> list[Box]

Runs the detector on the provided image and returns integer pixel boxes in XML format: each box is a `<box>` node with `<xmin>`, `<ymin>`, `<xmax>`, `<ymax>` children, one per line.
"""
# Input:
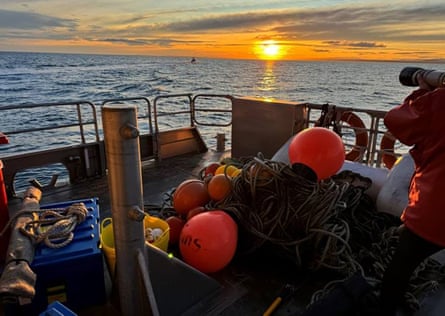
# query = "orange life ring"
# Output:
<box><xmin>380</xmin><ymin>131</ymin><xmax>397</xmax><ymax>169</ymax></box>
<box><xmin>340</xmin><ymin>111</ymin><xmax>368</xmax><ymax>162</ymax></box>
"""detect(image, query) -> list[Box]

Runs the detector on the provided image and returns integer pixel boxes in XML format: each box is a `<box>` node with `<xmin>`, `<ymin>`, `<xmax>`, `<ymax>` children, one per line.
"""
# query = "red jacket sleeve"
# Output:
<box><xmin>384</xmin><ymin>89</ymin><xmax>432</xmax><ymax>146</ymax></box>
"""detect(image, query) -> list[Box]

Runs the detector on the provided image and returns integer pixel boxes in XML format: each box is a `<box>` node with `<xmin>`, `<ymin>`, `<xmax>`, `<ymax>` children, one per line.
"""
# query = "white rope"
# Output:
<box><xmin>18</xmin><ymin>202</ymin><xmax>88</xmax><ymax>248</ymax></box>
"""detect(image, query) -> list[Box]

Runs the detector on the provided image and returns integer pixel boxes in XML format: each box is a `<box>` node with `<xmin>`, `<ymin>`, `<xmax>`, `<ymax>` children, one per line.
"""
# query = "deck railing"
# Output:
<box><xmin>0</xmin><ymin>101</ymin><xmax>103</xmax><ymax>196</ymax></box>
<box><xmin>0</xmin><ymin>95</ymin><xmax>233</xmax><ymax>196</ymax></box>
<box><xmin>301</xmin><ymin>102</ymin><xmax>404</xmax><ymax>168</ymax></box>
<box><xmin>0</xmin><ymin>101</ymin><xmax>100</xmax><ymax>154</ymax></box>
<box><xmin>0</xmin><ymin>94</ymin><xmax>406</xmax><ymax>196</ymax></box>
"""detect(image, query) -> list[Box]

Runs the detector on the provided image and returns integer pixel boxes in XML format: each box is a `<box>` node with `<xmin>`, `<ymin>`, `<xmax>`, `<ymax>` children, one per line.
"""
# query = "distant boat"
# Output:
<box><xmin>191</xmin><ymin>57</ymin><xmax>196</xmax><ymax>63</ymax></box>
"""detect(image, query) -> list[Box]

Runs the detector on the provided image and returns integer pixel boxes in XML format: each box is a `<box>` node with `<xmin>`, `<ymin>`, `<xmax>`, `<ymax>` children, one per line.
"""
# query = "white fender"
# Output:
<box><xmin>376</xmin><ymin>154</ymin><xmax>414</xmax><ymax>217</ymax></box>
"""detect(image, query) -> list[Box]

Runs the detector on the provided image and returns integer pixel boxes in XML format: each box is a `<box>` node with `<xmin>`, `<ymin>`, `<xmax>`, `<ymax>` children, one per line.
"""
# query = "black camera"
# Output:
<box><xmin>399</xmin><ymin>67</ymin><xmax>445</xmax><ymax>88</ymax></box>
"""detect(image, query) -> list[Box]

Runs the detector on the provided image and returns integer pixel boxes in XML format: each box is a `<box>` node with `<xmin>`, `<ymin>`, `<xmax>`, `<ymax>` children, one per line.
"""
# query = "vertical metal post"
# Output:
<box><xmin>216</xmin><ymin>133</ymin><xmax>226</xmax><ymax>152</ymax></box>
<box><xmin>102</xmin><ymin>105</ymin><xmax>151</xmax><ymax>315</ymax></box>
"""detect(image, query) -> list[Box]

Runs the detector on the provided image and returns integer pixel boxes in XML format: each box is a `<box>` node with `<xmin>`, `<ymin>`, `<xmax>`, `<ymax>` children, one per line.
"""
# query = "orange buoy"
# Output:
<box><xmin>179</xmin><ymin>210</ymin><xmax>238</xmax><ymax>274</ymax></box>
<box><xmin>207</xmin><ymin>174</ymin><xmax>232</xmax><ymax>201</ymax></box>
<box><xmin>288</xmin><ymin>127</ymin><xmax>345</xmax><ymax>180</ymax></box>
<box><xmin>340</xmin><ymin>111</ymin><xmax>368</xmax><ymax>162</ymax></box>
<box><xmin>214</xmin><ymin>164</ymin><xmax>239</xmax><ymax>177</ymax></box>
<box><xmin>172</xmin><ymin>179</ymin><xmax>210</xmax><ymax>215</ymax></box>
<box><xmin>380</xmin><ymin>131</ymin><xmax>397</xmax><ymax>169</ymax></box>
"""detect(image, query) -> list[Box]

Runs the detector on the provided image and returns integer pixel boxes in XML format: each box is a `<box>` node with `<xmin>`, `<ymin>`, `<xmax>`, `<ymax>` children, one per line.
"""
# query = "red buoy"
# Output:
<box><xmin>179</xmin><ymin>210</ymin><xmax>237</xmax><ymax>274</ymax></box>
<box><xmin>288</xmin><ymin>127</ymin><xmax>345</xmax><ymax>180</ymax></box>
<box><xmin>172</xmin><ymin>179</ymin><xmax>210</xmax><ymax>215</ymax></box>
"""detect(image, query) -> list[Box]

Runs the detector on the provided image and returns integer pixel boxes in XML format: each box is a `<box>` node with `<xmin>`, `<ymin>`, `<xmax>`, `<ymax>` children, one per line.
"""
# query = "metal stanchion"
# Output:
<box><xmin>102</xmin><ymin>105</ymin><xmax>155</xmax><ymax>315</ymax></box>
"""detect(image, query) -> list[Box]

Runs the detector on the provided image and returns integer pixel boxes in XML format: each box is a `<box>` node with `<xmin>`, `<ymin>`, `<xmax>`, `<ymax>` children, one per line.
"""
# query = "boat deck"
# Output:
<box><xmin>3</xmin><ymin>95</ymin><xmax>445</xmax><ymax>316</ymax></box>
<box><xmin>8</xmin><ymin>150</ymin><xmax>229</xmax><ymax>216</ymax></box>
<box><xmin>5</xmin><ymin>149</ymin><xmax>445</xmax><ymax>316</ymax></box>
<box><xmin>4</xmin><ymin>149</ymin><xmax>336</xmax><ymax>316</ymax></box>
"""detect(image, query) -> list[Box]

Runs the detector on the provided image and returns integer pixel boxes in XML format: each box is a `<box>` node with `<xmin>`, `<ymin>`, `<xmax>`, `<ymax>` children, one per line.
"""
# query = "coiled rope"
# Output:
<box><xmin>209</xmin><ymin>154</ymin><xmax>445</xmax><ymax>313</ymax></box>
<box><xmin>215</xmin><ymin>155</ymin><xmax>358</xmax><ymax>273</ymax></box>
<box><xmin>152</xmin><ymin>153</ymin><xmax>445</xmax><ymax>312</ymax></box>
<box><xmin>1</xmin><ymin>203</ymin><xmax>89</xmax><ymax>249</ymax></box>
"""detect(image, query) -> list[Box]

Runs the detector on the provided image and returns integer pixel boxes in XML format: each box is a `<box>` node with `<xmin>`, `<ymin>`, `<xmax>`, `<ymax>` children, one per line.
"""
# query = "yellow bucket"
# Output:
<box><xmin>100</xmin><ymin>216</ymin><xmax>170</xmax><ymax>277</ymax></box>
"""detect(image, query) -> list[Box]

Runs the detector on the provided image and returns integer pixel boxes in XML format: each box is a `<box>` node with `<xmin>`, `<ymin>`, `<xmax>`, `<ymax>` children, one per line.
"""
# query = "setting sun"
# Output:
<box><xmin>255</xmin><ymin>40</ymin><xmax>283</xmax><ymax>60</ymax></box>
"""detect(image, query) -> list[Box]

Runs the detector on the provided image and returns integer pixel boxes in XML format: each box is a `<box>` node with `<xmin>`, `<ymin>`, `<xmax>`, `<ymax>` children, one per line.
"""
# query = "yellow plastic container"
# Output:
<box><xmin>100</xmin><ymin>216</ymin><xmax>170</xmax><ymax>277</ymax></box>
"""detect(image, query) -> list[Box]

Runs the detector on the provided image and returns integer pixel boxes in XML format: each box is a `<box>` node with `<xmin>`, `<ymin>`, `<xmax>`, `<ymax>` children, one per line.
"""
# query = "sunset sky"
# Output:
<box><xmin>1</xmin><ymin>0</ymin><xmax>445</xmax><ymax>62</ymax></box>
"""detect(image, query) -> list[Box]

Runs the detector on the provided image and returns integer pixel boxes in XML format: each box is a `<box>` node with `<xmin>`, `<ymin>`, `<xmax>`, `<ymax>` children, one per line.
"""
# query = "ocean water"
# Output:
<box><xmin>0</xmin><ymin>51</ymin><xmax>443</xmax><ymax>190</ymax></box>
<box><xmin>2</xmin><ymin>52</ymin><xmax>438</xmax><ymax>108</ymax></box>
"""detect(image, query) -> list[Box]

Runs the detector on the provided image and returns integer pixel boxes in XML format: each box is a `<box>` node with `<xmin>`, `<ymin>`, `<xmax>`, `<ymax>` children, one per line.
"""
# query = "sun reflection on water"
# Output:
<box><xmin>258</xmin><ymin>61</ymin><xmax>277</xmax><ymax>94</ymax></box>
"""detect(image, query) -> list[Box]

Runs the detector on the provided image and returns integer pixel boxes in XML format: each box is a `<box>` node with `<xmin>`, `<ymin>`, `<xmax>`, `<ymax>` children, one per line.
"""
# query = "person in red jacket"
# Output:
<box><xmin>380</xmin><ymin>73</ymin><xmax>445</xmax><ymax>314</ymax></box>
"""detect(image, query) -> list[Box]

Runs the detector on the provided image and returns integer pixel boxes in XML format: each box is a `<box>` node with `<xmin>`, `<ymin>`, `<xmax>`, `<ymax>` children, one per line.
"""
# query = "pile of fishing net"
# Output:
<box><xmin>214</xmin><ymin>155</ymin><xmax>394</xmax><ymax>271</ymax></box>
<box><xmin>211</xmin><ymin>155</ymin><xmax>445</xmax><ymax>313</ymax></box>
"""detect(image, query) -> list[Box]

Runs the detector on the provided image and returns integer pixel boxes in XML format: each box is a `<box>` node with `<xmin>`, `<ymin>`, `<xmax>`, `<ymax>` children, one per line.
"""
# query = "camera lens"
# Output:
<box><xmin>399</xmin><ymin>67</ymin><xmax>445</xmax><ymax>88</ymax></box>
<box><xmin>399</xmin><ymin>67</ymin><xmax>424</xmax><ymax>86</ymax></box>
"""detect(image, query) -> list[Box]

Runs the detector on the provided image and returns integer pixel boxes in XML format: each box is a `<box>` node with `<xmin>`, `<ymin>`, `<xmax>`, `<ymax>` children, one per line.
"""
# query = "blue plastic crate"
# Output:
<box><xmin>39</xmin><ymin>301</ymin><xmax>77</xmax><ymax>316</ymax></box>
<box><xmin>23</xmin><ymin>198</ymin><xmax>106</xmax><ymax>315</ymax></box>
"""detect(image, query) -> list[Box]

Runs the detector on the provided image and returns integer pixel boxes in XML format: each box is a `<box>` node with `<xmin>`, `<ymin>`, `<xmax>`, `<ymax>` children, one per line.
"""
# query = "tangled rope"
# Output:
<box><xmin>216</xmin><ymin>155</ymin><xmax>358</xmax><ymax>273</ymax></box>
<box><xmin>154</xmin><ymin>153</ymin><xmax>444</xmax><ymax>312</ymax></box>
<box><xmin>16</xmin><ymin>203</ymin><xmax>89</xmax><ymax>248</ymax></box>
<box><xmin>360</xmin><ymin>226</ymin><xmax>445</xmax><ymax>311</ymax></box>
<box><xmin>208</xmin><ymin>154</ymin><xmax>445</xmax><ymax>313</ymax></box>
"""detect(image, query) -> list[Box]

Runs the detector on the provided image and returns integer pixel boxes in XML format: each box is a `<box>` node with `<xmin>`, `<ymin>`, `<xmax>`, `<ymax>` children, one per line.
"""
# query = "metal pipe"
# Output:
<box><xmin>102</xmin><ymin>105</ymin><xmax>152</xmax><ymax>315</ymax></box>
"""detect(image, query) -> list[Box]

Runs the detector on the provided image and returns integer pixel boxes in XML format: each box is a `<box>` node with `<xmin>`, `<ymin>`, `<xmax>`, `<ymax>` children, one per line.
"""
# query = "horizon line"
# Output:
<box><xmin>1</xmin><ymin>50</ymin><xmax>444</xmax><ymax>65</ymax></box>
